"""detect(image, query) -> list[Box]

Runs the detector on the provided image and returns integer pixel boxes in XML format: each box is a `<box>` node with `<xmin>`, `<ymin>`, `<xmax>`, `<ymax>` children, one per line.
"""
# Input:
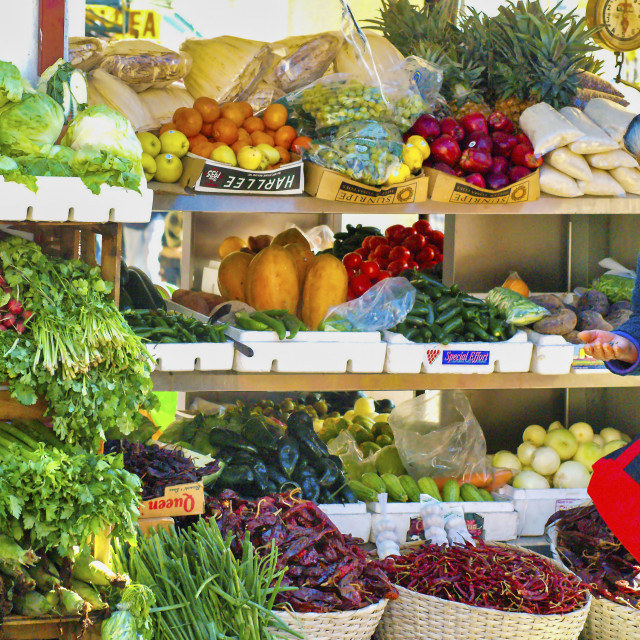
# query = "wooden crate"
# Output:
<box><xmin>3</xmin><ymin>222</ymin><xmax>122</xmax><ymax>305</ymax></box>
<box><xmin>2</xmin><ymin>615</ymin><xmax>102</xmax><ymax>640</ymax></box>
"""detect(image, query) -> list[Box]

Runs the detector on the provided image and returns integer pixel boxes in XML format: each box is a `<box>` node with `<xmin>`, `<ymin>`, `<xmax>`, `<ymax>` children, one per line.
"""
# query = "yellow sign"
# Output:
<box><xmin>86</xmin><ymin>5</ymin><xmax>161</xmax><ymax>40</ymax></box>
<box><xmin>139</xmin><ymin>482</ymin><xmax>205</xmax><ymax>517</ymax></box>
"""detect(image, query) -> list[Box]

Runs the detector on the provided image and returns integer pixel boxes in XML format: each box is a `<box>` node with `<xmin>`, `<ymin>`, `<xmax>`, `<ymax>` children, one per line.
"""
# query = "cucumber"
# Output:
<box><xmin>381</xmin><ymin>473</ymin><xmax>408</xmax><ymax>502</ymax></box>
<box><xmin>349</xmin><ymin>480</ymin><xmax>378</xmax><ymax>503</ymax></box>
<box><xmin>399</xmin><ymin>475</ymin><xmax>420</xmax><ymax>502</ymax></box>
<box><xmin>360</xmin><ymin>472</ymin><xmax>386</xmax><ymax>494</ymax></box>
<box><xmin>478</xmin><ymin>488</ymin><xmax>494</xmax><ymax>502</ymax></box>
<box><xmin>460</xmin><ymin>483</ymin><xmax>483</xmax><ymax>502</ymax></box>
<box><xmin>442</xmin><ymin>479</ymin><xmax>461</xmax><ymax>502</ymax></box>
<box><xmin>417</xmin><ymin>477</ymin><xmax>441</xmax><ymax>501</ymax></box>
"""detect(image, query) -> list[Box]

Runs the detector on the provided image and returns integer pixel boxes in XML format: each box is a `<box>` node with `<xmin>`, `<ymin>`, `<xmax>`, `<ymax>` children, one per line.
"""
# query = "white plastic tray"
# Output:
<box><xmin>226</xmin><ymin>325</ymin><xmax>382</xmax><ymax>343</ymax></box>
<box><xmin>366</xmin><ymin>496</ymin><xmax>517</xmax><ymax>542</ymax></box>
<box><xmin>526</xmin><ymin>329</ymin><xmax>575</xmax><ymax>375</ymax></box>
<box><xmin>383</xmin><ymin>330</ymin><xmax>532</xmax><ymax>374</ymax></box>
<box><xmin>0</xmin><ymin>176</ymin><xmax>153</xmax><ymax>223</ymax></box>
<box><xmin>318</xmin><ymin>502</ymin><xmax>372</xmax><ymax>541</ymax></box>
<box><xmin>147</xmin><ymin>342</ymin><xmax>235</xmax><ymax>372</ymax></box>
<box><xmin>497</xmin><ymin>485</ymin><xmax>590</xmax><ymax>536</ymax></box>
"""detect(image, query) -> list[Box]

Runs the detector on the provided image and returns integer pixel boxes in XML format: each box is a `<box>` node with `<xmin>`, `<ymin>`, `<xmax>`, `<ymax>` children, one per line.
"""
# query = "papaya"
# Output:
<box><xmin>271</xmin><ymin>227</ymin><xmax>311</xmax><ymax>251</ymax></box>
<box><xmin>217</xmin><ymin>251</ymin><xmax>253</xmax><ymax>302</ymax></box>
<box><xmin>284</xmin><ymin>243</ymin><xmax>314</xmax><ymax>290</ymax></box>
<box><xmin>244</xmin><ymin>245</ymin><xmax>299</xmax><ymax>314</ymax></box>
<box><xmin>301</xmin><ymin>254</ymin><xmax>348</xmax><ymax>330</ymax></box>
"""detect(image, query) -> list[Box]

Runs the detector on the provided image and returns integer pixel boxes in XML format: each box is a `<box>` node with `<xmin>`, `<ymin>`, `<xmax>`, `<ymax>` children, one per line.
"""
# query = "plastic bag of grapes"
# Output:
<box><xmin>306</xmin><ymin>120</ymin><xmax>403</xmax><ymax>186</ymax></box>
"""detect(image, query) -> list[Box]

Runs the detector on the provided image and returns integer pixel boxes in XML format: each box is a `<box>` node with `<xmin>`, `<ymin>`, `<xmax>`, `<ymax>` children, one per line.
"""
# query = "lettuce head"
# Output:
<box><xmin>0</xmin><ymin>61</ymin><xmax>25</xmax><ymax>108</ymax></box>
<box><xmin>61</xmin><ymin>105</ymin><xmax>143</xmax><ymax>181</ymax></box>
<box><xmin>0</xmin><ymin>92</ymin><xmax>64</xmax><ymax>156</ymax></box>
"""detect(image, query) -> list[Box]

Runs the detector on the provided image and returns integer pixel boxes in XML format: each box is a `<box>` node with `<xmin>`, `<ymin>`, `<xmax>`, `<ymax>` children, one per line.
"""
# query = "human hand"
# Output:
<box><xmin>578</xmin><ymin>330</ymin><xmax>638</xmax><ymax>363</ymax></box>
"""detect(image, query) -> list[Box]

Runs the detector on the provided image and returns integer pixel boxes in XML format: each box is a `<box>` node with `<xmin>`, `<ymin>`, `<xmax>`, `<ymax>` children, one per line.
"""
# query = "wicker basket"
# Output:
<box><xmin>274</xmin><ymin>599</ymin><xmax>388</xmax><ymax>640</ymax></box>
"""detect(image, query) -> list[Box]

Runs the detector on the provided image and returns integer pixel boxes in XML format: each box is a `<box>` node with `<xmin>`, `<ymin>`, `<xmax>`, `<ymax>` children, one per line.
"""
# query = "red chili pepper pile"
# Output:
<box><xmin>549</xmin><ymin>504</ymin><xmax>640</xmax><ymax>608</ymax></box>
<box><xmin>382</xmin><ymin>541</ymin><xmax>588</xmax><ymax>615</ymax></box>
<box><xmin>206</xmin><ymin>489</ymin><xmax>398</xmax><ymax>613</ymax></box>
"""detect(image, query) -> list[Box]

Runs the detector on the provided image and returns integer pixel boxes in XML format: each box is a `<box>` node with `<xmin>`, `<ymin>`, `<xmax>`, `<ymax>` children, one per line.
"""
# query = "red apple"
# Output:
<box><xmin>490</xmin><ymin>156</ymin><xmax>510</xmax><ymax>174</ymax></box>
<box><xmin>488</xmin><ymin>111</ymin><xmax>514</xmax><ymax>133</ymax></box>
<box><xmin>511</xmin><ymin>143</ymin><xmax>543</xmax><ymax>170</ymax></box>
<box><xmin>459</xmin><ymin>113</ymin><xmax>488</xmax><ymax>135</ymax></box>
<box><xmin>486</xmin><ymin>172</ymin><xmax>510</xmax><ymax>190</ymax></box>
<box><xmin>465</xmin><ymin>173</ymin><xmax>486</xmax><ymax>188</ymax></box>
<box><xmin>433</xmin><ymin>162</ymin><xmax>456</xmax><ymax>176</ymax></box>
<box><xmin>464</xmin><ymin>132</ymin><xmax>493</xmax><ymax>154</ymax></box>
<box><xmin>459</xmin><ymin>149</ymin><xmax>493</xmax><ymax>174</ymax></box>
<box><xmin>440</xmin><ymin>117</ymin><xmax>464</xmax><ymax>141</ymax></box>
<box><xmin>412</xmin><ymin>114</ymin><xmax>441</xmax><ymax>141</ymax></box>
<box><xmin>516</xmin><ymin>133</ymin><xmax>534</xmax><ymax>151</ymax></box>
<box><xmin>430</xmin><ymin>135</ymin><xmax>461</xmax><ymax>167</ymax></box>
<box><xmin>491</xmin><ymin>131</ymin><xmax>517</xmax><ymax>157</ymax></box>
<box><xmin>509</xmin><ymin>166</ymin><xmax>532</xmax><ymax>183</ymax></box>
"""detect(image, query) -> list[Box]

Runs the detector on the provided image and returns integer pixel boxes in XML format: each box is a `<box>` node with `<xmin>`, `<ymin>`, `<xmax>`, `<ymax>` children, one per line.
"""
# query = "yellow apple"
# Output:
<box><xmin>141</xmin><ymin>152</ymin><xmax>157</xmax><ymax>181</ymax></box>
<box><xmin>211</xmin><ymin>144</ymin><xmax>237</xmax><ymax>167</ymax></box>
<box><xmin>256</xmin><ymin>143</ymin><xmax>280</xmax><ymax>166</ymax></box>
<box><xmin>159</xmin><ymin>129</ymin><xmax>189</xmax><ymax>158</ymax></box>
<box><xmin>402</xmin><ymin>144</ymin><xmax>423</xmax><ymax>172</ymax></box>
<box><xmin>136</xmin><ymin>132</ymin><xmax>161</xmax><ymax>157</ymax></box>
<box><xmin>407</xmin><ymin>135</ymin><xmax>430</xmax><ymax>160</ymax></box>
<box><xmin>237</xmin><ymin>146</ymin><xmax>263</xmax><ymax>171</ymax></box>
<box><xmin>154</xmin><ymin>153</ymin><xmax>183</xmax><ymax>183</ymax></box>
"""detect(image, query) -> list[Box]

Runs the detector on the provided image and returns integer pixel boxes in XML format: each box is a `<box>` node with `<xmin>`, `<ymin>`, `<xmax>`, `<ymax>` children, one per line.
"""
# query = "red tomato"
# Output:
<box><xmin>347</xmin><ymin>287</ymin><xmax>356</xmax><ymax>301</ymax></box>
<box><xmin>429</xmin><ymin>230</ymin><xmax>445</xmax><ymax>250</ymax></box>
<box><xmin>375</xmin><ymin>257</ymin><xmax>390</xmax><ymax>270</ymax></box>
<box><xmin>389</xmin><ymin>246</ymin><xmax>411</xmax><ymax>262</ymax></box>
<box><xmin>362</xmin><ymin>235</ymin><xmax>380</xmax><ymax>250</ymax></box>
<box><xmin>417</xmin><ymin>246</ymin><xmax>436</xmax><ymax>264</ymax></box>
<box><xmin>385</xmin><ymin>224</ymin><xmax>405</xmax><ymax>241</ymax></box>
<box><xmin>343</xmin><ymin>252</ymin><xmax>363</xmax><ymax>270</ymax></box>
<box><xmin>388</xmin><ymin>259</ymin><xmax>410</xmax><ymax>277</ymax></box>
<box><xmin>376</xmin><ymin>270</ymin><xmax>392</xmax><ymax>282</ymax></box>
<box><xmin>407</xmin><ymin>261</ymin><xmax>419</xmax><ymax>270</ymax></box>
<box><xmin>371</xmin><ymin>244</ymin><xmax>392</xmax><ymax>260</ymax></box>
<box><xmin>346</xmin><ymin>266</ymin><xmax>358</xmax><ymax>279</ymax></box>
<box><xmin>360</xmin><ymin>261</ymin><xmax>380</xmax><ymax>279</ymax></box>
<box><xmin>367</xmin><ymin>236</ymin><xmax>388</xmax><ymax>252</ymax></box>
<box><xmin>413</xmin><ymin>219</ymin><xmax>432</xmax><ymax>235</ymax></box>
<box><xmin>398</xmin><ymin>227</ymin><xmax>418</xmax><ymax>242</ymax></box>
<box><xmin>355</xmin><ymin>247</ymin><xmax>369</xmax><ymax>258</ymax></box>
<box><xmin>403</xmin><ymin>234</ymin><xmax>426</xmax><ymax>254</ymax></box>
<box><xmin>350</xmin><ymin>273</ymin><xmax>373</xmax><ymax>297</ymax></box>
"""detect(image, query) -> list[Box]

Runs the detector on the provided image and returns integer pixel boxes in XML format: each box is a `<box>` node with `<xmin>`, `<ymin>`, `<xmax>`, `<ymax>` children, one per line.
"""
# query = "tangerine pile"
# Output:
<box><xmin>160</xmin><ymin>98</ymin><xmax>312</xmax><ymax>167</ymax></box>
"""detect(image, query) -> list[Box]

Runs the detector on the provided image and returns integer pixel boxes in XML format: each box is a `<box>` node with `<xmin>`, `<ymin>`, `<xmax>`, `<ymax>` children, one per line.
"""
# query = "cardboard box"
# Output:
<box><xmin>139</xmin><ymin>482</ymin><xmax>204</xmax><ymax>517</ymax></box>
<box><xmin>180</xmin><ymin>152</ymin><xmax>303</xmax><ymax>195</ymax></box>
<box><xmin>304</xmin><ymin>161</ymin><xmax>429</xmax><ymax>205</ymax></box>
<box><xmin>426</xmin><ymin>167</ymin><xmax>540</xmax><ymax>204</ymax></box>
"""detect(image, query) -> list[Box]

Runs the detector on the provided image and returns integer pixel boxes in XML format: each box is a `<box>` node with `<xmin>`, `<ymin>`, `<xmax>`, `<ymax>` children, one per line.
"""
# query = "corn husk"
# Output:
<box><xmin>180</xmin><ymin>35</ymin><xmax>275</xmax><ymax>103</ymax></box>
<box><xmin>28</xmin><ymin>562</ymin><xmax>60</xmax><ymax>591</ymax></box>
<box><xmin>262</xmin><ymin>32</ymin><xmax>342</xmax><ymax>93</ymax></box>
<box><xmin>14</xmin><ymin>591</ymin><xmax>53</xmax><ymax>616</ymax></box>
<box><xmin>138</xmin><ymin>83</ymin><xmax>194</xmax><ymax>130</ymax></box>
<box><xmin>58</xmin><ymin>587</ymin><xmax>85</xmax><ymax>615</ymax></box>
<box><xmin>335</xmin><ymin>30</ymin><xmax>404</xmax><ymax>85</ymax></box>
<box><xmin>69</xmin><ymin>37</ymin><xmax>105</xmax><ymax>71</ymax></box>
<box><xmin>71</xmin><ymin>579</ymin><xmax>107</xmax><ymax>611</ymax></box>
<box><xmin>89</xmin><ymin>69</ymin><xmax>155</xmax><ymax>132</ymax></box>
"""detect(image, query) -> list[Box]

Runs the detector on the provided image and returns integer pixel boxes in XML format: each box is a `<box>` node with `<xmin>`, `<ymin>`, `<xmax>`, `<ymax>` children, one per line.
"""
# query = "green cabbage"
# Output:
<box><xmin>0</xmin><ymin>154</ymin><xmax>37</xmax><ymax>191</ymax></box>
<box><xmin>61</xmin><ymin>105</ymin><xmax>144</xmax><ymax>182</ymax></box>
<box><xmin>0</xmin><ymin>92</ymin><xmax>64</xmax><ymax>156</ymax></box>
<box><xmin>0</xmin><ymin>61</ymin><xmax>25</xmax><ymax>108</ymax></box>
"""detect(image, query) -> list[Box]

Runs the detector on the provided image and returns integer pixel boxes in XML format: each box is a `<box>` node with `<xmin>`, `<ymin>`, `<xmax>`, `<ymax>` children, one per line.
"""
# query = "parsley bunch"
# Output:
<box><xmin>0</xmin><ymin>445</ymin><xmax>141</xmax><ymax>555</ymax></box>
<box><xmin>0</xmin><ymin>236</ymin><xmax>158</xmax><ymax>450</ymax></box>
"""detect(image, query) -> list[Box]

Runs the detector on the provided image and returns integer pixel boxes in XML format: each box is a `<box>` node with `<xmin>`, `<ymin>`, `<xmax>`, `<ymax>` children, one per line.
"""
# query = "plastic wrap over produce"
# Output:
<box><xmin>68</xmin><ymin>36</ymin><xmax>106</xmax><ymax>71</ymax></box>
<box><xmin>321</xmin><ymin>277</ymin><xmax>416</xmax><ymax>332</ymax></box>
<box><xmin>388</xmin><ymin>390</ymin><xmax>493</xmax><ymax>482</ymax></box>
<box><xmin>100</xmin><ymin>40</ymin><xmax>192</xmax><ymax>92</ymax></box>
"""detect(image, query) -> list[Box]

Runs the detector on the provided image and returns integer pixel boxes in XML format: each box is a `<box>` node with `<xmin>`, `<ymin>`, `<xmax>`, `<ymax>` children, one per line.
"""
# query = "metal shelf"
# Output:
<box><xmin>152</xmin><ymin>192</ymin><xmax>640</xmax><ymax>215</ymax></box>
<box><xmin>151</xmin><ymin>371</ymin><xmax>640</xmax><ymax>393</ymax></box>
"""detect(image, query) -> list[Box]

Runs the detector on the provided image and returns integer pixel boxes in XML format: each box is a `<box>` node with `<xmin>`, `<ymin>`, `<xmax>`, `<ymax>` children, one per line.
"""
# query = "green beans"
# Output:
<box><xmin>124</xmin><ymin>310</ymin><xmax>226</xmax><ymax>344</ymax></box>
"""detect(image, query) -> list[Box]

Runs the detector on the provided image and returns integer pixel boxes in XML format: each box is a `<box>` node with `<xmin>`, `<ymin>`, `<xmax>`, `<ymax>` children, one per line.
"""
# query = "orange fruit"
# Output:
<box><xmin>251</xmin><ymin>130</ymin><xmax>274</xmax><ymax>146</ymax></box>
<box><xmin>192</xmin><ymin>140</ymin><xmax>215</xmax><ymax>159</ymax></box>
<box><xmin>188</xmin><ymin>133</ymin><xmax>208</xmax><ymax>151</ymax></box>
<box><xmin>220</xmin><ymin>103</ymin><xmax>246</xmax><ymax>127</ymax></box>
<box><xmin>193</xmin><ymin>96</ymin><xmax>220</xmax><ymax>124</ymax></box>
<box><xmin>219</xmin><ymin>236</ymin><xmax>247</xmax><ymax>259</ymax></box>
<box><xmin>243</xmin><ymin>116</ymin><xmax>265</xmax><ymax>135</ymax></box>
<box><xmin>201</xmin><ymin>123</ymin><xmax>213</xmax><ymax>136</ymax></box>
<box><xmin>210</xmin><ymin>141</ymin><xmax>227</xmax><ymax>151</ymax></box>
<box><xmin>231</xmin><ymin>139</ymin><xmax>251</xmax><ymax>155</ymax></box>
<box><xmin>237</xmin><ymin>127</ymin><xmax>252</xmax><ymax>142</ymax></box>
<box><xmin>274</xmin><ymin>125</ymin><xmax>297</xmax><ymax>151</ymax></box>
<box><xmin>265</xmin><ymin>128</ymin><xmax>278</xmax><ymax>138</ymax></box>
<box><xmin>291</xmin><ymin>136</ymin><xmax>312</xmax><ymax>154</ymax></box>
<box><xmin>175</xmin><ymin>108</ymin><xmax>203</xmax><ymax>137</ymax></box>
<box><xmin>275</xmin><ymin>146</ymin><xmax>290</xmax><ymax>164</ymax></box>
<box><xmin>212</xmin><ymin>118</ymin><xmax>239</xmax><ymax>145</ymax></box>
<box><xmin>237</xmin><ymin>101</ymin><xmax>253</xmax><ymax>119</ymax></box>
<box><xmin>159</xmin><ymin>122</ymin><xmax>175</xmax><ymax>136</ymax></box>
<box><xmin>270</xmin><ymin>162</ymin><xmax>282</xmax><ymax>170</ymax></box>
<box><xmin>173</xmin><ymin>106</ymin><xmax>188</xmax><ymax>122</ymax></box>
<box><xmin>263</xmin><ymin>103</ymin><xmax>288</xmax><ymax>130</ymax></box>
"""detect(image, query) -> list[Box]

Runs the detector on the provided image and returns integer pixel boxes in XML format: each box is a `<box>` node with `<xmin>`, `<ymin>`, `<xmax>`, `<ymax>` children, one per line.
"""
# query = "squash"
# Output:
<box><xmin>285</xmin><ymin>242</ymin><xmax>314</xmax><ymax>289</ymax></box>
<box><xmin>302</xmin><ymin>254</ymin><xmax>348</xmax><ymax>330</ymax></box>
<box><xmin>502</xmin><ymin>271</ymin><xmax>530</xmax><ymax>297</ymax></box>
<box><xmin>271</xmin><ymin>227</ymin><xmax>311</xmax><ymax>251</ymax></box>
<box><xmin>217</xmin><ymin>251</ymin><xmax>253</xmax><ymax>302</ymax></box>
<box><xmin>244</xmin><ymin>244</ymin><xmax>299</xmax><ymax>313</ymax></box>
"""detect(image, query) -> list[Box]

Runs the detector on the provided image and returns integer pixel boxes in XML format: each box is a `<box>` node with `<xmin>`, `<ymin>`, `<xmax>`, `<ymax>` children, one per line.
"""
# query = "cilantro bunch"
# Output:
<box><xmin>0</xmin><ymin>236</ymin><xmax>158</xmax><ymax>450</ymax></box>
<box><xmin>0</xmin><ymin>445</ymin><xmax>141</xmax><ymax>555</ymax></box>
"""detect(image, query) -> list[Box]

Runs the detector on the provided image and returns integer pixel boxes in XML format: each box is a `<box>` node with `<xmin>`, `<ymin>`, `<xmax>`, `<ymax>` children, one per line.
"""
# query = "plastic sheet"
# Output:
<box><xmin>68</xmin><ymin>37</ymin><xmax>106</xmax><ymax>71</ymax></box>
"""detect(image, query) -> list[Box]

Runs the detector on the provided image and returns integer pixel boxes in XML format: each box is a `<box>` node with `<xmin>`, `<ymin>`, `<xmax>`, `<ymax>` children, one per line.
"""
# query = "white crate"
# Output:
<box><xmin>383</xmin><ymin>330</ymin><xmax>531</xmax><ymax>374</ymax></box>
<box><xmin>147</xmin><ymin>342</ymin><xmax>234</xmax><ymax>372</ymax></box>
<box><xmin>526</xmin><ymin>330</ymin><xmax>575</xmax><ymax>375</ymax></box>
<box><xmin>366</xmin><ymin>497</ymin><xmax>518</xmax><ymax>542</ymax></box>
<box><xmin>0</xmin><ymin>175</ymin><xmax>153</xmax><ymax>223</ymax></box>
<box><xmin>318</xmin><ymin>502</ymin><xmax>372</xmax><ymax>540</ymax></box>
<box><xmin>497</xmin><ymin>485</ymin><xmax>590</xmax><ymax>536</ymax></box>
<box><xmin>226</xmin><ymin>326</ymin><xmax>382</xmax><ymax>343</ymax></box>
